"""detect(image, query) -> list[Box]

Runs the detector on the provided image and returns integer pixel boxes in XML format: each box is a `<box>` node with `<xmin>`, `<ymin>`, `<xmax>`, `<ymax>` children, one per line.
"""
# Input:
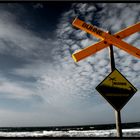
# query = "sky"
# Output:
<box><xmin>0</xmin><ymin>2</ymin><xmax>140</xmax><ymax>127</ymax></box>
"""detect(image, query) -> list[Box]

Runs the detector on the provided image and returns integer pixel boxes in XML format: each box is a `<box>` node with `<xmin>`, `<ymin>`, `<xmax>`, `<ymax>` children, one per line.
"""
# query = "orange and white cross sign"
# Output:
<box><xmin>72</xmin><ymin>18</ymin><xmax>140</xmax><ymax>62</ymax></box>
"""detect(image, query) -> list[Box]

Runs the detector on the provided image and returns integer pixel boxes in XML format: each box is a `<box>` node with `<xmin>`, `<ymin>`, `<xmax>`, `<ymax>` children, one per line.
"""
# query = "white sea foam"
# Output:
<box><xmin>0</xmin><ymin>128</ymin><xmax>140</xmax><ymax>137</ymax></box>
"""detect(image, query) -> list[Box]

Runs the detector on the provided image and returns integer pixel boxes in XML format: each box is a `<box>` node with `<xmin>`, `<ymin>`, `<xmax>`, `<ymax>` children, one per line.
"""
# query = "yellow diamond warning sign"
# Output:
<box><xmin>96</xmin><ymin>69</ymin><xmax>137</xmax><ymax>111</ymax></box>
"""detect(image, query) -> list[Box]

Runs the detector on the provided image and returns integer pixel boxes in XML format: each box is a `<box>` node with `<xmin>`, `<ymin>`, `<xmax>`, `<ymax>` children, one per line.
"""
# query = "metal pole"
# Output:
<box><xmin>108</xmin><ymin>31</ymin><xmax>122</xmax><ymax>137</ymax></box>
<box><xmin>115</xmin><ymin>110</ymin><xmax>122</xmax><ymax>137</ymax></box>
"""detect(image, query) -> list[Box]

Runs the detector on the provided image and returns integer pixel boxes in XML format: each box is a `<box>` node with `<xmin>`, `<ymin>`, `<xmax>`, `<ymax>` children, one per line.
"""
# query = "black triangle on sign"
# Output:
<box><xmin>96</xmin><ymin>68</ymin><xmax>137</xmax><ymax>111</ymax></box>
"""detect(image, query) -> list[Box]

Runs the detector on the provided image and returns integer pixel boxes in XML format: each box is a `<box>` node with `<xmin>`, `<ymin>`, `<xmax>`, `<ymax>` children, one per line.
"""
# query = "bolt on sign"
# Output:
<box><xmin>96</xmin><ymin>69</ymin><xmax>137</xmax><ymax>111</ymax></box>
<box><xmin>72</xmin><ymin>18</ymin><xmax>140</xmax><ymax>62</ymax></box>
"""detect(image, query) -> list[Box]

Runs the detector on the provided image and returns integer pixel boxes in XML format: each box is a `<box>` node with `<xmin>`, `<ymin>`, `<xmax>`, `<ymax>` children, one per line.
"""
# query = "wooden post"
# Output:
<box><xmin>108</xmin><ymin>31</ymin><xmax>122</xmax><ymax>137</ymax></box>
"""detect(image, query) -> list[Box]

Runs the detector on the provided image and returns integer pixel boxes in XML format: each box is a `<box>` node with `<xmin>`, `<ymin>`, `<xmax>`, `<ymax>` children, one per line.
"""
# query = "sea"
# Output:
<box><xmin>0</xmin><ymin>122</ymin><xmax>140</xmax><ymax>137</ymax></box>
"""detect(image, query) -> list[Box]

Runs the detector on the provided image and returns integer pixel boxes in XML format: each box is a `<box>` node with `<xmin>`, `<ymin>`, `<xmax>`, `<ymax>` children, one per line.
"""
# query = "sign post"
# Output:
<box><xmin>115</xmin><ymin>110</ymin><xmax>122</xmax><ymax>137</ymax></box>
<box><xmin>71</xmin><ymin>18</ymin><xmax>138</xmax><ymax>137</ymax></box>
<box><xmin>108</xmin><ymin>31</ymin><xmax>122</xmax><ymax>137</ymax></box>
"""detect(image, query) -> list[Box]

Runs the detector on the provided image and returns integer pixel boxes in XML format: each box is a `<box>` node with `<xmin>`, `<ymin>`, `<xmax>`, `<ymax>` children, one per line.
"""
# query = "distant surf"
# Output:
<box><xmin>0</xmin><ymin>122</ymin><xmax>140</xmax><ymax>137</ymax></box>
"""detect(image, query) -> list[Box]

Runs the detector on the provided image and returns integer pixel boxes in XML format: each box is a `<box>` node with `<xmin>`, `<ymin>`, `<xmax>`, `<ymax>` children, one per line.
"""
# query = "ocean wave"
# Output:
<box><xmin>0</xmin><ymin>128</ymin><xmax>140</xmax><ymax>137</ymax></box>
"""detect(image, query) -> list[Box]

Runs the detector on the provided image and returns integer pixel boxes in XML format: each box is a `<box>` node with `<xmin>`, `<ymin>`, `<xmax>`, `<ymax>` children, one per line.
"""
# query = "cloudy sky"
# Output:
<box><xmin>0</xmin><ymin>2</ymin><xmax>140</xmax><ymax>127</ymax></box>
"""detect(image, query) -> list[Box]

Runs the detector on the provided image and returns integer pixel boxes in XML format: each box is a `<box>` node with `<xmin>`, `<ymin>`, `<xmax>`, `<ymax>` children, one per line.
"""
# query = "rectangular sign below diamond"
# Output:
<box><xmin>96</xmin><ymin>69</ymin><xmax>137</xmax><ymax>111</ymax></box>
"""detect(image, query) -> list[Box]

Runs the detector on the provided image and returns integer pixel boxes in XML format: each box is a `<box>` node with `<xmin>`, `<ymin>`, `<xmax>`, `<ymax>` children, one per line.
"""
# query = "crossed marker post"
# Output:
<box><xmin>72</xmin><ymin>18</ymin><xmax>140</xmax><ymax>62</ymax></box>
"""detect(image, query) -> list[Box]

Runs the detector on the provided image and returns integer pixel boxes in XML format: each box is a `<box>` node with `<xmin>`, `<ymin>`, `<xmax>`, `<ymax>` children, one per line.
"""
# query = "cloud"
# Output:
<box><xmin>0</xmin><ymin>3</ymin><xmax>140</xmax><ymax>126</ymax></box>
<box><xmin>56</xmin><ymin>3</ymin><xmax>140</xmax><ymax>86</ymax></box>
<box><xmin>0</xmin><ymin>6</ymin><xmax>101</xmax><ymax>126</ymax></box>
<box><xmin>0</xmin><ymin>8</ymin><xmax>56</xmax><ymax>62</ymax></box>
<box><xmin>48</xmin><ymin>3</ymin><xmax>140</xmax><ymax>124</ymax></box>
<box><xmin>33</xmin><ymin>3</ymin><xmax>43</xmax><ymax>9</ymax></box>
<box><xmin>0</xmin><ymin>81</ymin><xmax>34</xmax><ymax>99</ymax></box>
